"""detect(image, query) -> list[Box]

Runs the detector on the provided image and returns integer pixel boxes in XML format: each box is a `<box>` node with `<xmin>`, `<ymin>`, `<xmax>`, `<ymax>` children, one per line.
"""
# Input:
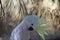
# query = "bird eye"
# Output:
<box><xmin>28</xmin><ymin>26</ymin><xmax>34</xmax><ymax>31</ymax></box>
<box><xmin>31</xmin><ymin>24</ymin><xmax>33</xmax><ymax>26</ymax></box>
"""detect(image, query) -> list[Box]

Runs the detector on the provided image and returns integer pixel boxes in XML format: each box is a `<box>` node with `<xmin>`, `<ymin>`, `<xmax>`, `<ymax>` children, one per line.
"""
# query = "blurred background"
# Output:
<box><xmin>0</xmin><ymin>0</ymin><xmax>60</xmax><ymax>40</ymax></box>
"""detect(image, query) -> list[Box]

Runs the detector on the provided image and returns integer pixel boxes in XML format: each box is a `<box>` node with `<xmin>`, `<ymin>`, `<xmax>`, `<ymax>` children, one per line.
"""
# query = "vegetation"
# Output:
<box><xmin>37</xmin><ymin>17</ymin><xmax>48</xmax><ymax>40</ymax></box>
<box><xmin>0</xmin><ymin>0</ymin><xmax>60</xmax><ymax>40</ymax></box>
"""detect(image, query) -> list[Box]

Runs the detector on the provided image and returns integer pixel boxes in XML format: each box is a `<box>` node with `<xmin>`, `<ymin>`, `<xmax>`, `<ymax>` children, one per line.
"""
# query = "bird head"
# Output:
<box><xmin>22</xmin><ymin>15</ymin><xmax>39</xmax><ymax>31</ymax></box>
<box><xmin>20</xmin><ymin>15</ymin><xmax>48</xmax><ymax>40</ymax></box>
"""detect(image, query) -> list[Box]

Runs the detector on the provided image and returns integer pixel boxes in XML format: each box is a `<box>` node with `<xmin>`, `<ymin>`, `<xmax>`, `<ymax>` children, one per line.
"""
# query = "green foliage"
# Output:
<box><xmin>37</xmin><ymin>17</ymin><xmax>48</xmax><ymax>40</ymax></box>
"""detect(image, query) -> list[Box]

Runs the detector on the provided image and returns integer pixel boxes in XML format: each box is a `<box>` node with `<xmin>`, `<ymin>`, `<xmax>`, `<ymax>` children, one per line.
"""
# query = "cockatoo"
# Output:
<box><xmin>10</xmin><ymin>15</ymin><xmax>48</xmax><ymax>40</ymax></box>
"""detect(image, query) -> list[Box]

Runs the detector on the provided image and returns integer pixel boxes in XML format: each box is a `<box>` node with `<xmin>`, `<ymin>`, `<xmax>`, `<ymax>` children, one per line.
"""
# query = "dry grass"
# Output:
<box><xmin>0</xmin><ymin>0</ymin><xmax>60</xmax><ymax>40</ymax></box>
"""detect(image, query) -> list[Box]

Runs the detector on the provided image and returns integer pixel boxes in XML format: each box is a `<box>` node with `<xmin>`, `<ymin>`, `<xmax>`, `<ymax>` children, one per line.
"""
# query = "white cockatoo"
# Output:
<box><xmin>10</xmin><ymin>15</ymin><xmax>48</xmax><ymax>40</ymax></box>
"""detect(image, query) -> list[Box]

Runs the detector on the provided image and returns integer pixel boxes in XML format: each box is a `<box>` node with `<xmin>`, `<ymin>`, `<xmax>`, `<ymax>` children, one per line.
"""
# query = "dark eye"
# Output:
<box><xmin>28</xmin><ymin>26</ymin><xmax>34</xmax><ymax>31</ymax></box>
<box><xmin>31</xmin><ymin>24</ymin><xmax>33</xmax><ymax>26</ymax></box>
